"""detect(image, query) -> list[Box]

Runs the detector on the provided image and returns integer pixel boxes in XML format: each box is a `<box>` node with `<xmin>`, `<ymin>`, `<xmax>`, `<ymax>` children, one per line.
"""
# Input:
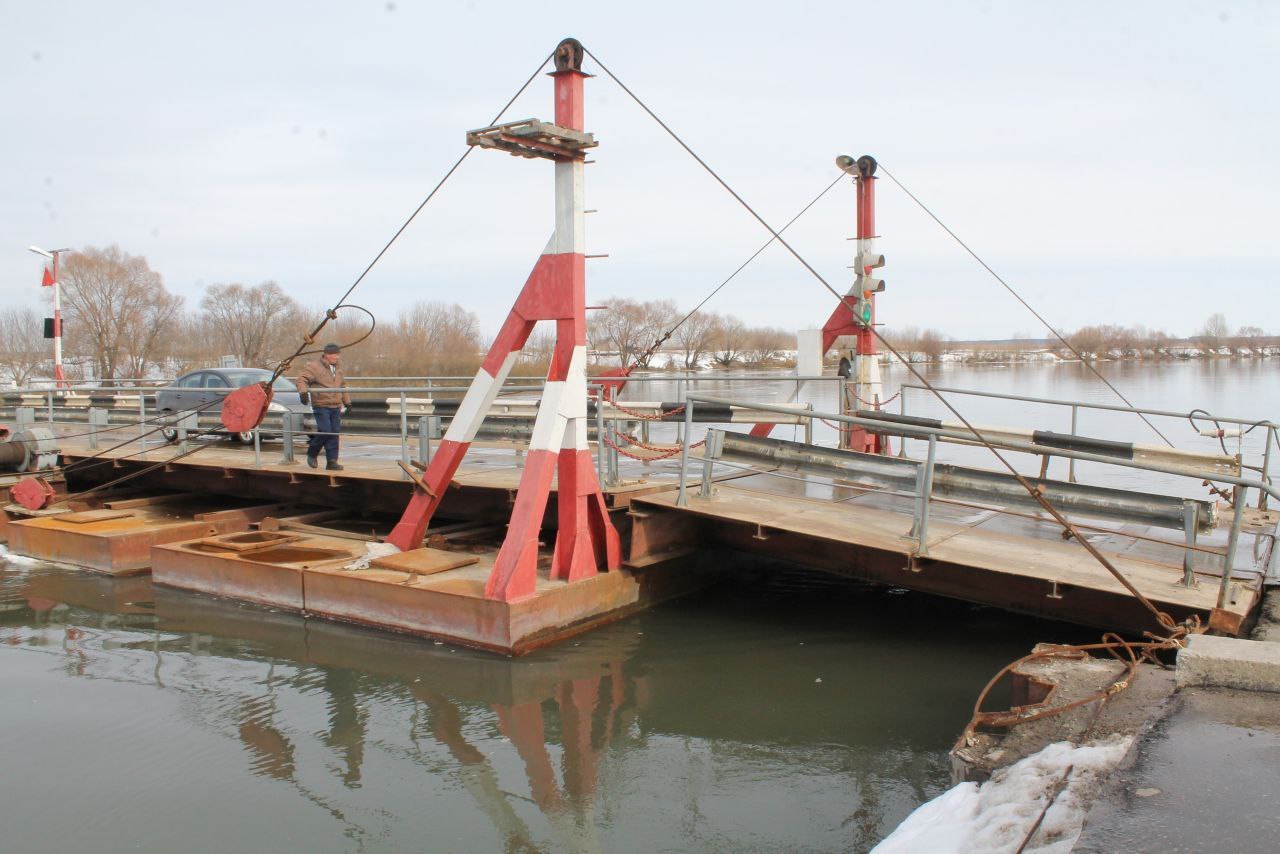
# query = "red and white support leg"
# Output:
<box><xmin>386</xmin><ymin>43</ymin><xmax>619</xmax><ymax>602</ymax></box>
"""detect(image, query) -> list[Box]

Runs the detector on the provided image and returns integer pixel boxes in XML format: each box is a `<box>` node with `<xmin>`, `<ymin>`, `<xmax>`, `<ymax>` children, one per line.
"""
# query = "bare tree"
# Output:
<box><xmin>200</xmin><ymin>281</ymin><xmax>302</xmax><ymax>368</ymax></box>
<box><xmin>710</xmin><ymin>315</ymin><xmax>747</xmax><ymax>367</ymax></box>
<box><xmin>364</xmin><ymin>300</ymin><xmax>482</xmax><ymax>377</ymax></box>
<box><xmin>587</xmin><ymin>298</ymin><xmax>677</xmax><ymax>368</ymax></box>
<box><xmin>1199</xmin><ymin>313</ymin><xmax>1229</xmax><ymax>353</ymax></box>
<box><xmin>740</xmin><ymin>326</ymin><xmax>792</xmax><ymax>365</ymax></box>
<box><xmin>918</xmin><ymin>329</ymin><xmax>948</xmax><ymax>361</ymax></box>
<box><xmin>58</xmin><ymin>245</ymin><xmax>183</xmax><ymax>382</ymax></box>
<box><xmin>672</xmin><ymin>311</ymin><xmax>718</xmax><ymax>369</ymax></box>
<box><xmin>0</xmin><ymin>307</ymin><xmax>49</xmax><ymax>386</ymax></box>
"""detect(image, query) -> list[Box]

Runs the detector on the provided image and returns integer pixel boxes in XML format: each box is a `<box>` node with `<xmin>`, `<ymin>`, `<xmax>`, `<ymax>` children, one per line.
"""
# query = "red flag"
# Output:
<box><xmin>41</xmin><ymin>266</ymin><xmax>54</xmax><ymax>287</ymax></box>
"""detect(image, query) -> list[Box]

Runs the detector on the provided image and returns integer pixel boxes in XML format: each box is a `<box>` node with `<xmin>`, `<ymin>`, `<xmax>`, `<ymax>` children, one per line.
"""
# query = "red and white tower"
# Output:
<box><xmin>30</xmin><ymin>245</ymin><xmax>69</xmax><ymax>388</ymax></box>
<box><xmin>385</xmin><ymin>38</ymin><xmax>620</xmax><ymax>601</ymax></box>
<box><xmin>821</xmin><ymin>154</ymin><xmax>886</xmax><ymax>453</ymax></box>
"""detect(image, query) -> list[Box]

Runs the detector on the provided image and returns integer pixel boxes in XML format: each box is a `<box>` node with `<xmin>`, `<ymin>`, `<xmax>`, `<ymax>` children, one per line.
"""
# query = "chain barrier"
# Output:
<box><xmin>601</xmin><ymin>430</ymin><xmax>704</xmax><ymax>461</ymax></box>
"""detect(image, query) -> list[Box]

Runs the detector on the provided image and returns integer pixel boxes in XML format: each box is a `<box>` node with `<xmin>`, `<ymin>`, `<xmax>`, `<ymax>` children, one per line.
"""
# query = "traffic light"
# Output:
<box><xmin>853</xmin><ymin>275</ymin><xmax>884</xmax><ymax>326</ymax></box>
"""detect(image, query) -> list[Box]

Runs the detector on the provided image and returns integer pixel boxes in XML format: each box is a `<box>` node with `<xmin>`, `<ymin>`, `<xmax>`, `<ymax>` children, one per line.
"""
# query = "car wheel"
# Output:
<box><xmin>234</xmin><ymin>431</ymin><xmax>255</xmax><ymax>444</ymax></box>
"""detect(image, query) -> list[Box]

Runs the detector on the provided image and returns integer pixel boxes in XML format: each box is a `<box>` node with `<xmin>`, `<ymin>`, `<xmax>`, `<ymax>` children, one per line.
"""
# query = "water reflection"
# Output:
<box><xmin>1</xmin><ymin>553</ymin><xmax>1079</xmax><ymax>852</ymax></box>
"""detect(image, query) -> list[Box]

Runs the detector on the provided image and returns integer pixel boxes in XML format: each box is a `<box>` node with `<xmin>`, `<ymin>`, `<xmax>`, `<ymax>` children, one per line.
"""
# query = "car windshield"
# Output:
<box><xmin>219</xmin><ymin>370</ymin><xmax>297</xmax><ymax>392</ymax></box>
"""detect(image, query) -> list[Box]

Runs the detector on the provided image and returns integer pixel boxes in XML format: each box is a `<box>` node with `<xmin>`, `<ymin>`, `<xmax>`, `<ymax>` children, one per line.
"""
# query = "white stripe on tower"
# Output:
<box><xmin>551</xmin><ymin>159</ymin><xmax>585</xmax><ymax>254</ymax></box>
<box><xmin>445</xmin><ymin>350</ymin><xmax>522</xmax><ymax>443</ymax></box>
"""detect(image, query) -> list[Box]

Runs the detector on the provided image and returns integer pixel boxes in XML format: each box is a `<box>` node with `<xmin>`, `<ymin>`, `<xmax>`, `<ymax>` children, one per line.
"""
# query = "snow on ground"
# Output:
<box><xmin>872</xmin><ymin>736</ymin><xmax>1132</xmax><ymax>854</ymax></box>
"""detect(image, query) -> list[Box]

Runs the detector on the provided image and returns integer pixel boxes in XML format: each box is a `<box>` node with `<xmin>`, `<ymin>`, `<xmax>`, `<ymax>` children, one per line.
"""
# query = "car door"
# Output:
<box><xmin>203</xmin><ymin>372</ymin><xmax>231</xmax><ymax>418</ymax></box>
<box><xmin>168</xmin><ymin>371</ymin><xmax>207</xmax><ymax>415</ymax></box>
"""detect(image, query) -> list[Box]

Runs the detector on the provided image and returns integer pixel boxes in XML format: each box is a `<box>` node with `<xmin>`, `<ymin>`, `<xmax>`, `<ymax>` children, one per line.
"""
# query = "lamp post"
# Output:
<box><xmin>28</xmin><ymin>245</ymin><xmax>71</xmax><ymax>388</ymax></box>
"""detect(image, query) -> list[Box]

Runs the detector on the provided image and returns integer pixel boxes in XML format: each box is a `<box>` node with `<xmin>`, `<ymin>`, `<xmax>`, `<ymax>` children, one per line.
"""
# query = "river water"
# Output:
<box><xmin>0</xmin><ymin>360</ymin><xmax>1274</xmax><ymax>852</ymax></box>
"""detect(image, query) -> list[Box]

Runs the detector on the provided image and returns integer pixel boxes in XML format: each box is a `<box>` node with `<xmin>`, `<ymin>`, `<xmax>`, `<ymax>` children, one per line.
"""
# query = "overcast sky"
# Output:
<box><xmin>1</xmin><ymin>1</ymin><xmax>1276</xmax><ymax>342</ymax></box>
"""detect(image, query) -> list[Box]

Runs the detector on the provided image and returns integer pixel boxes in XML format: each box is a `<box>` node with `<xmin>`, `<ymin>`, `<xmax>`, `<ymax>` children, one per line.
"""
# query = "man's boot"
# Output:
<box><xmin>306</xmin><ymin>455</ymin><xmax>318</xmax><ymax>469</ymax></box>
<box><xmin>326</xmin><ymin>460</ymin><xmax>344</xmax><ymax>471</ymax></box>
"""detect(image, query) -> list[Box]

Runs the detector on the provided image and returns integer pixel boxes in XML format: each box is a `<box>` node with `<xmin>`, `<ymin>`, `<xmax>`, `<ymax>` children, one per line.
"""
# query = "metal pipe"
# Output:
<box><xmin>1219</xmin><ymin>488</ymin><xmax>1248</xmax><ymax>609</ymax></box>
<box><xmin>898</xmin><ymin>382</ymin><xmax>1277</xmax><ymax>429</ymax></box>
<box><xmin>686</xmin><ymin>394</ymin><xmax>1280</xmax><ymax>502</ymax></box>
<box><xmin>711</xmin><ymin>429</ymin><xmax>1212</xmax><ymax>533</ymax></box>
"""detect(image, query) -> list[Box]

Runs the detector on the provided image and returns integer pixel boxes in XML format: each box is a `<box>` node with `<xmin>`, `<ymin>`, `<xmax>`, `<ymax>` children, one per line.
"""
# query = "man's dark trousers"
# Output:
<box><xmin>309</xmin><ymin>406</ymin><xmax>342</xmax><ymax>462</ymax></box>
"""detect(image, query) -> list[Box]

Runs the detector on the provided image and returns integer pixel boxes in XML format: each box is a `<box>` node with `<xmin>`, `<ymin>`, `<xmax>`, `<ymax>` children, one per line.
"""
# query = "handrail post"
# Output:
<box><xmin>1068</xmin><ymin>404</ymin><xmax>1079</xmax><ymax>483</ymax></box>
<box><xmin>910</xmin><ymin>434</ymin><xmax>938</xmax><ymax>556</ymax></box>
<box><xmin>700</xmin><ymin>428</ymin><xmax>721</xmax><ymax>498</ymax></box>
<box><xmin>1261</xmin><ymin>426</ymin><xmax>1273</xmax><ymax>510</ymax></box>
<box><xmin>46</xmin><ymin>388</ymin><xmax>54</xmax><ymax>423</ymax></box>
<box><xmin>1180</xmin><ymin>500</ymin><xmax>1199</xmax><ymax>587</ymax></box>
<box><xmin>594</xmin><ymin>389</ymin><xmax>607</xmax><ymax>488</ymax></box>
<box><xmin>677</xmin><ymin>398</ymin><xmax>695</xmax><ymax>507</ymax></box>
<box><xmin>418</xmin><ymin>416</ymin><xmax>431</xmax><ymax>465</ymax></box>
<box><xmin>87</xmin><ymin>407</ymin><xmax>104</xmax><ymax>449</ymax></box>
<box><xmin>253</xmin><ymin>426</ymin><xmax>262</xmax><ymax>468</ymax></box>
<box><xmin>278</xmin><ymin>412</ymin><xmax>296</xmax><ymax>464</ymax></box>
<box><xmin>1218</xmin><ymin>487</ymin><xmax>1248</xmax><ymax>609</ymax></box>
<box><xmin>399</xmin><ymin>391</ymin><xmax>409</xmax><ymax>478</ymax></box>
<box><xmin>138</xmin><ymin>391</ymin><xmax>147</xmax><ymax>445</ymax></box>
<box><xmin>804</xmin><ymin>403</ymin><xmax>814</xmax><ymax>445</ymax></box>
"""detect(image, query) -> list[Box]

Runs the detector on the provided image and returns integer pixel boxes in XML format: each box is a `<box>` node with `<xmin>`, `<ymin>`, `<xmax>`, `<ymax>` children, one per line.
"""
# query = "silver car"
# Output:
<box><xmin>156</xmin><ymin>368</ymin><xmax>314</xmax><ymax>443</ymax></box>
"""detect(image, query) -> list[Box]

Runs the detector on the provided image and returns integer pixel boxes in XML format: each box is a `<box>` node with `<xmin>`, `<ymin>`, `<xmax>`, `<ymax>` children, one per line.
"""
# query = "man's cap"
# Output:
<box><xmin>323</xmin><ymin>343</ymin><xmax>341</xmax><ymax>355</ymax></box>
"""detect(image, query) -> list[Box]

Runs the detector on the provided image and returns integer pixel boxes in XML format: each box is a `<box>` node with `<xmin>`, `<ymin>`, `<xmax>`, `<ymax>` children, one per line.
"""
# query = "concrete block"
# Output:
<box><xmin>1176</xmin><ymin>634</ymin><xmax>1280</xmax><ymax>693</ymax></box>
<box><xmin>1250</xmin><ymin>589</ymin><xmax>1280</xmax><ymax>643</ymax></box>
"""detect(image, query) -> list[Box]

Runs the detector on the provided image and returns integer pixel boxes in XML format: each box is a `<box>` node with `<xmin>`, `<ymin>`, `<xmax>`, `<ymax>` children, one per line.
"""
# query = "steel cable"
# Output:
<box><xmin>875</xmin><ymin>164</ymin><xmax>1176</xmax><ymax>448</ymax></box>
<box><xmin>584</xmin><ymin>45</ymin><xmax>1186</xmax><ymax>634</ymax></box>
<box><xmin>269</xmin><ymin>50</ymin><xmax>556</xmax><ymax>382</ymax></box>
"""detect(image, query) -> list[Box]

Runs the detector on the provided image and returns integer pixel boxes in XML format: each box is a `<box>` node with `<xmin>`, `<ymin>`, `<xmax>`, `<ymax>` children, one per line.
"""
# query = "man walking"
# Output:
<box><xmin>297</xmin><ymin>343</ymin><xmax>352</xmax><ymax>470</ymax></box>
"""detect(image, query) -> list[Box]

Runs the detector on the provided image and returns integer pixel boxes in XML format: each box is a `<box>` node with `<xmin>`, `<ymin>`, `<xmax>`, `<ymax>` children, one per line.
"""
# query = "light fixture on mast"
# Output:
<box><xmin>28</xmin><ymin>244</ymin><xmax>72</xmax><ymax>388</ymax></box>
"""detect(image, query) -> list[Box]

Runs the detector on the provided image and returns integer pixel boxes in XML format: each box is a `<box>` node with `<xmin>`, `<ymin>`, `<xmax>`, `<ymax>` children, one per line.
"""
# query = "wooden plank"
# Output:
<box><xmin>370</xmin><ymin>547</ymin><xmax>479</xmax><ymax>576</ymax></box>
<box><xmin>59</xmin><ymin>509</ymin><xmax>135</xmax><ymax>524</ymax></box>
<box><xmin>102</xmin><ymin>492</ymin><xmax>201</xmax><ymax>510</ymax></box>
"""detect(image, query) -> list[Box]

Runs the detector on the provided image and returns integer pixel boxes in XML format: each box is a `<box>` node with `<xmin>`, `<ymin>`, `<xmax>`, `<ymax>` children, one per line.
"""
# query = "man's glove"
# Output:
<box><xmin>299</xmin><ymin>392</ymin><xmax>310</xmax><ymax>406</ymax></box>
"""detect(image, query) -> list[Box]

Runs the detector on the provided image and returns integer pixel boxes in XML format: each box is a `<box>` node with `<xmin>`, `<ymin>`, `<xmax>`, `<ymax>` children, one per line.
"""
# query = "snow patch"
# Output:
<box><xmin>873</xmin><ymin>736</ymin><xmax>1132</xmax><ymax>854</ymax></box>
<box><xmin>343</xmin><ymin>541</ymin><xmax>400</xmax><ymax>570</ymax></box>
<box><xmin>0</xmin><ymin>544</ymin><xmax>41</xmax><ymax>566</ymax></box>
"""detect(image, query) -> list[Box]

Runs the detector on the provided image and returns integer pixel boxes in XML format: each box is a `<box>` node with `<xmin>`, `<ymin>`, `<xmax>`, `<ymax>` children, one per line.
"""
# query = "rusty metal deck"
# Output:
<box><xmin>152</xmin><ymin>533</ymin><xmax>706</xmax><ymax>654</ymax></box>
<box><xmin>628</xmin><ymin>478</ymin><xmax>1262</xmax><ymax>635</ymax></box>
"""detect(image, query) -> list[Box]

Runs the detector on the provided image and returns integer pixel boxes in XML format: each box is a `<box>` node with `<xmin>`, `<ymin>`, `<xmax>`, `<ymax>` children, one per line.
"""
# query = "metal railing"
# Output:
<box><xmin>675</xmin><ymin>393</ymin><xmax>1280</xmax><ymax>601</ymax></box>
<box><xmin>899</xmin><ymin>382</ymin><xmax>1277</xmax><ymax>503</ymax></box>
